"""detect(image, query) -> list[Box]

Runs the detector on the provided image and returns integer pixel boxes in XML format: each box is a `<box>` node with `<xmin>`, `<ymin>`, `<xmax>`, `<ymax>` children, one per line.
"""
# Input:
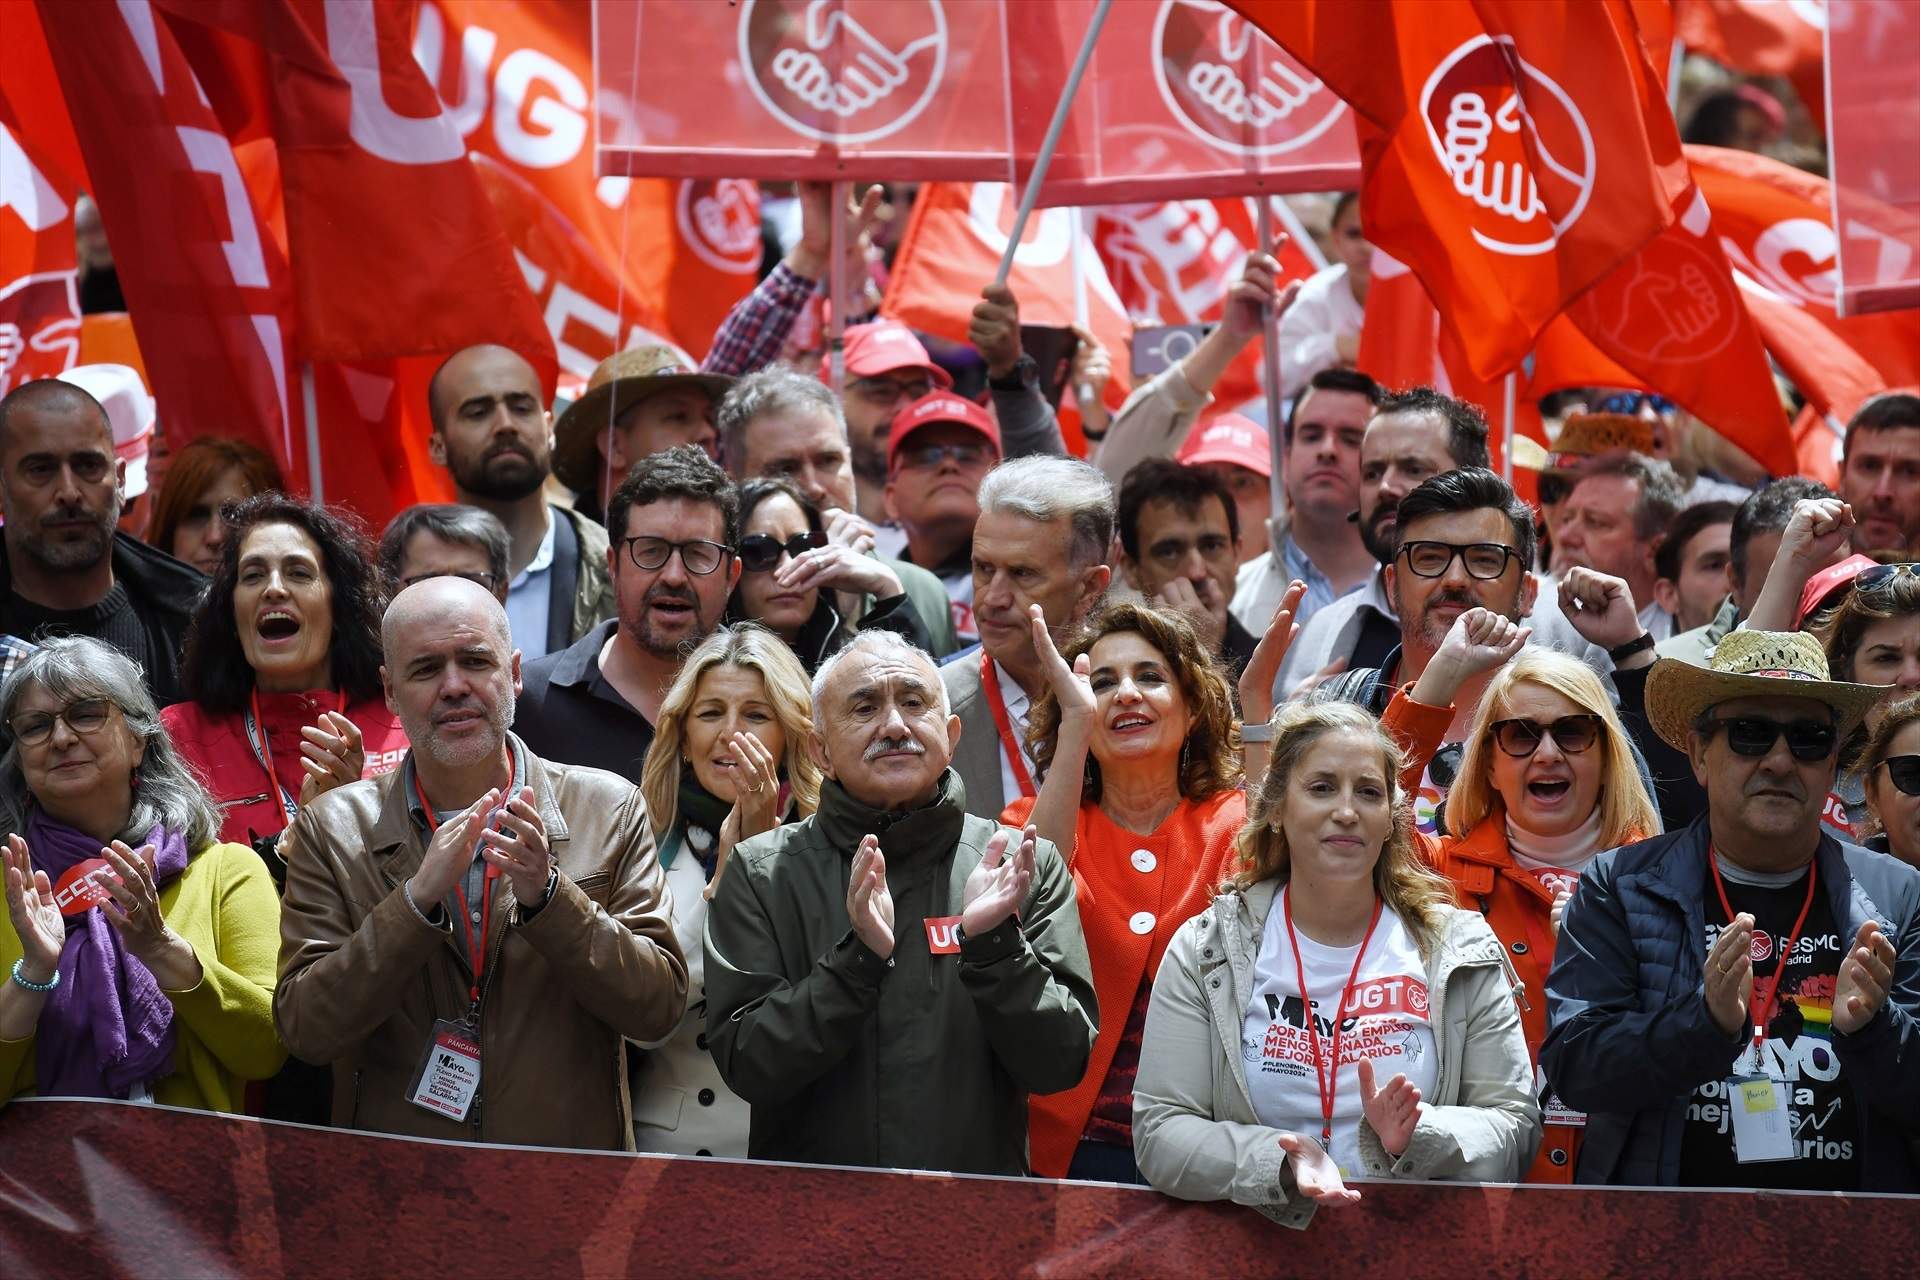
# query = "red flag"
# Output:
<box><xmin>413</xmin><ymin>1</ymin><xmax>759</xmax><ymax>384</ymax></box>
<box><xmin>1006</xmin><ymin>0</ymin><xmax>1360</xmax><ymax>206</ymax></box>
<box><xmin>0</xmin><ymin>2</ymin><xmax>86</xmax><ymax>396</ymax></box>
<box><xmin>1232</xmin><ymin>0</ymin><xmax>1691</xmax><ymax>379</ymax></box>
<box><xmin>1825</xmin><ymin>0</ymin><xmax>1920</xmax><ymax>315</ymax></box>
<box><xmin>594</xmin><ymin>0</ymin><xmax>1012</xmax><ymax>180</ymax></box>
<box><xmin>1673</xmin><ymin>0</ymin><xmax>1824</xmax><ymax>125</ymax></box>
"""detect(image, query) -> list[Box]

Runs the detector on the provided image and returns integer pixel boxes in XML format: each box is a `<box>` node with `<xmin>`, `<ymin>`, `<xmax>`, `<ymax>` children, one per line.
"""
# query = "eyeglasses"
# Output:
<box><xmin>1856</xmin><ymin>563</ymin><xmax>1919</xmax><ymax>596</ymax></box>
<box><xmin>895</xmin><ymin>441</ymin><xmax>993</xmax><ymax>473</ymax></box>
<box><xmin>9</xmin><ymin>698</ymin><xmax>115</xmax><ymax>746</ymax></box>
<box><xmin>849</xmin><ymin>375</ymin><xmax>934</xmax><ymax>407</ymax></box>
<box><xmin>1397</xmin><ymin>540</ymin><xmax>1521</xmax><ymax>580</ymax></box>
<box><xmin>621</xmin><ymin>537</ymin><xmax>732</xmax><ymax>575</ymax></box>
<box><xmin>400</xmin><ymin>570</ymin><xmax>500</xmax><ymax>592</ymax></box>
<box><xmin>1700</xmin><ymin>716</ymin><xmax>1838</xmax><ymax>762</ymax></box>
<box><xmin>1595</xmin><ymin>392</ymin><xmax>1676</xmax><ymax>416</ymax></box>
<box><xmin>738</xmin><ymin>529</ymin><xmax>827</xmax><ymax>573</ymax></box>
<box><xmin>1491</xmin><ymin>714</ymin><xmax>1602</xmax><ymax>758</ymax></box>
<box><xmin>1879</xmin><ymin>754</ymin><xmax>1920</xmax><ymax>797</ymax></box>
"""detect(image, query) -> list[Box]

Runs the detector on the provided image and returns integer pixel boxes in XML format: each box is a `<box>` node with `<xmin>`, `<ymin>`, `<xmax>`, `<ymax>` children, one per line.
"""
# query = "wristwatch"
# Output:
<box><xmin>987</xmin><ymin>353</ymin><xmax>1038</xmax><ymax>392</ymax></box>
<box><xmin>519</xmin><ymin>865</ymin><xmax>559</xmax><ymax>920</ymax></box>
<box><xmin>1607</xmin><ymin>633</ymin><xmax>1657</xmax><ymax>664</ymax></box>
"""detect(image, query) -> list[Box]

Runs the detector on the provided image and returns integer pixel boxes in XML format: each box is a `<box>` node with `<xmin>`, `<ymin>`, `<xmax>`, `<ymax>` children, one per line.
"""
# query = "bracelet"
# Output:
<box><xmin>1607</xmin><ymin>633</ymin><xmax>1657</xmax><ymax>664</ymax></box>
<box><xmin>11</xmin><ymin>957</ymin><xmax>59</xmax><ymax>993</ymax></box>
<box><xmin>1240</xmin><ymin>720</ymin><xmax>1274</xmax><ymax>744</ymax></box>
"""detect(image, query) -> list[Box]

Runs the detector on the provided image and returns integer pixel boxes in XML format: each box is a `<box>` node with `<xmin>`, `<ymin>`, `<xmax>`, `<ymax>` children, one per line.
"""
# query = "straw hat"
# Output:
<box><xmin>1643</xmin><ymin>629</ymin><xmax>1887</xmax><ymax>751</ymax></box>
<box><xmin>552</xmin><ymin>347</ymin><xmax>733</xmax><ymax>494</ymax></box>
<box><xmin>1544</xmin><ymin>412</ymin><xmax>1656</xmax><ymax>477</ymax></box>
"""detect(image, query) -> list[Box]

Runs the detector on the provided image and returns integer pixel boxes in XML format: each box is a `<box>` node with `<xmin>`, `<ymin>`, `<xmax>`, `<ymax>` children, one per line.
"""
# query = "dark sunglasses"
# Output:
<box><xmin>1595</xmin><ymin>391</ymin><xmax>1675</xmax><ymax>416</ymax></box>
<box><xmin>738</xmin><ymin>529</ymin><xmax>827</xmax><ymax>573</ymax></box>
<box><xmin>1880</xmin><ymin>754</ymin><xmax>1920</xmax><ymax>797</ymax></box>
<box><xmin>1491</xmin><ymin>714</ymin><xmax>1602</xmax><ymax>758</ymax></box>
<box><xmin>1701</xmin><ymin>716</ymin><xmax>1838</xmax><ymax>762</ymax></box>
<box><xmin>1397</xmin><ymin>540</ymin><xmax>1521</xmax><ymax>581</ymax></box>
<box><xmin>1856</xmin><ymin>563</ymin><xmax>1919</xmax><ymax>596</ymax></box>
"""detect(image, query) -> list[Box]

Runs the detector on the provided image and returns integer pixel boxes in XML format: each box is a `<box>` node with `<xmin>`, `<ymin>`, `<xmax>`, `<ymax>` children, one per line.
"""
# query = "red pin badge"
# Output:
<box><xmin>52</xmin><ymin>858</ymin><xmax>119</xmax><ymax>917</ymax></box>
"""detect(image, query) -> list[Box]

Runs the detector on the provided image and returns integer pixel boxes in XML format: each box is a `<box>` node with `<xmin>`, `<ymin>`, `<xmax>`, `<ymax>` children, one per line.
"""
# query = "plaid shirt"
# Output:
<box><xmin>1</xmin><ymin>634</ymin><xmax>33</xmax><ymax>686</ymax></box>
<box><xmin>701</xmin><ymin>261</ymin><xmax>819</xmax><ymax>378</ymax></box>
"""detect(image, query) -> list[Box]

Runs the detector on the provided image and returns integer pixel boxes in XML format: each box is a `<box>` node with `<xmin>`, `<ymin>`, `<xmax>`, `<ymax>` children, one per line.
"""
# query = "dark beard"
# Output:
<box><xmin>20</xmin><ymin>500</ymin><xmax>119</xmax><ymax>572</ymax></box>
<box><xmin>454</xmin><ymin>449</ymin><xmax>547</xmax><ymax>502</ymax></box>
<box><xmin>1359</xmin><ymin>510</ymin><xmax>1397</xmax><ymax>565</ymax></box>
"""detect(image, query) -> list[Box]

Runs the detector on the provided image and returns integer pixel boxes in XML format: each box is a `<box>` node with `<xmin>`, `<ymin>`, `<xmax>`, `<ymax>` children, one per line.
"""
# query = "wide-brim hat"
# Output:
<box><xmin>1643</xmin><ymin>629</ymin><xmax>1887</xmax><ymax>751</ymax></box>
<box><xmin>552</xmin><ymin>346</ymin><xmax>733</xmax><ymax>494</ymax></box>
<box><xmin>1543</xmin><ymin>412</ymin><xmax>1656</xmax><ymax>477</ymax></box>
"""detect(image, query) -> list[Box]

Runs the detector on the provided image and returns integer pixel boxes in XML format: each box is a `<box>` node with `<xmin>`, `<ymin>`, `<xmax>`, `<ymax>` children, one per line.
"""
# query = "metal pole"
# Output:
<box><xmin>829</xmin><ymin>180</ymin><xmax>849</xmax><ymax>395</ymax></box>
<box><xmin>993</xmin><ymin>0</ymin><xmax>1113</xmax><ymax>288</ymax></box>
<box><xmin>1501</xmin><ymin>371</ymin><xmax>1516</xmax><ymax>484</ymax></box>
<box><xmin>301</xmin><ymin>362</ymin><xmax>323</xmax><ymax>503</ymax></box>
<box><xmin>1257</xmin><ymin>197</ymin><xmax>1287</xmax><ymax>536</ymax></box>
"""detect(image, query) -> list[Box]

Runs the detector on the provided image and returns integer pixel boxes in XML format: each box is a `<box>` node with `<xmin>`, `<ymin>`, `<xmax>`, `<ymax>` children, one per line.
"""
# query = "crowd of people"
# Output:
<box><xmin>2</xmin><ymin>184</ymin><xmax>1918</xmax><ymax>1221</ymax></box>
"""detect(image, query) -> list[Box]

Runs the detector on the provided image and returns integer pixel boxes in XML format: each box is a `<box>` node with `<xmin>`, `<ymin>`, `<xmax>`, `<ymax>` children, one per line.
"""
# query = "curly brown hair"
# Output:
<box><xmin>1236</xmin><ymin>701</ymin><xmax>1452</xmax><ymax>955</ymax></box>
<box><xmin>1025</xmin><ymin>600</ymin><xmax>1241</xmax><ymax>804</ymax></box>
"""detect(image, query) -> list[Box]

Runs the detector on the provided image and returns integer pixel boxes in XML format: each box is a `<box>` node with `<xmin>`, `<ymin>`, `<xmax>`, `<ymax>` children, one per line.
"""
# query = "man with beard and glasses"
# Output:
<box><xmin>704</xmin><ymin>629</ymin><xmax>1095</xmax><ymax>1173</ymax></box>
<box><xmin>427</xmin><ymin>344</ymin><xmax>615</xmax><ymax>662</ymax></box>
<box><xmin>513</xmin><ymin>447</ymin><xmax>740</xmax><ymax>781</ymax></box>
<box><xmin>0</xmin><ymin>379</ymin><xmax>203</xmax><ymax>703</ymax></box>
<box><xmin>275</xmin><ymin>576</ymin><xmax>686</xmax><ymax>1148</ymax></box>
<box><xmin>1274</xmin><ymin>388</ymin><xmax>1605</xmax><ymax>699</ymax></box>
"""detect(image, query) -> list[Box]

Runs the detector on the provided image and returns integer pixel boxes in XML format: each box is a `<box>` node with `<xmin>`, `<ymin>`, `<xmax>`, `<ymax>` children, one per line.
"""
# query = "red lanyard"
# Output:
<box><xmin>247</xmin><ymin>688</ymin><xmax>349</xmax><ymax>832</ymax></box>
<box><xmin>1283</xmin><ymin>885</ymin><xmax>1384</xmax><ymax>1150</ymax></box>
<box><xmin>1708</xmin><ymin>846</ymin><xmax>1817</xmax><ymax>1063</ymax></box>
<box><xmin>980</xmin><ymin>653</ymin><xmax>1036</xmax><ymax>799</ymax></box>
<box><xmin>413</xmin><ymin>745</ymin><xmax>514</xmax><ymax>1007</ymax></box>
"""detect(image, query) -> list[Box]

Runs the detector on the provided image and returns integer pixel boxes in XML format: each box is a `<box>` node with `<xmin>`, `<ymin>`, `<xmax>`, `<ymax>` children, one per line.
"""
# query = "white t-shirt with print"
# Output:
<box><xmin>1241</xmin><ymin>893</ymin><xmax>1438</xmax><ymax>1178</ymax></box>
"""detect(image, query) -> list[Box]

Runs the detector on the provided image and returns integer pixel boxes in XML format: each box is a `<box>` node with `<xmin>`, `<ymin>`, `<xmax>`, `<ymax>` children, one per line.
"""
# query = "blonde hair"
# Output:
<box><xmin>1444</xmin><ymin>649</ymin><xmax>1661</xmax><ymax>844</ymax></box>
<box><xmin>1236</xmin><ymin>701</ymin><xmax>1452</xmax><ymax>953</ymax></box>
<box><xmin>639</xmin><ymin>624</ymin><xmax>820</xmax><ymax>835</ymax></box>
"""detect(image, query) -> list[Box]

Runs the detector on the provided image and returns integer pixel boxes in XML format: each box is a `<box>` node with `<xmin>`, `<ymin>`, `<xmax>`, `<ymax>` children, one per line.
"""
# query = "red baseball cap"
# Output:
<box><xmin>838</xmin><ymin>320</ymin><xmax>953</xmax><ymax>387</ymax></box>
<box><xmin>1795</xmin><ymin>554</ymin><xmax>1881</xmax><ymax>628</ymax></box>
<box><xmin>1176</xmin><ymin>414</ymin><xmax>1271</xmax><ymax>478</ymax></box>
<box><xmin>887</xmin><ymin>392</ymin><xmax>1001</xmax><ymax>468</ymax></box>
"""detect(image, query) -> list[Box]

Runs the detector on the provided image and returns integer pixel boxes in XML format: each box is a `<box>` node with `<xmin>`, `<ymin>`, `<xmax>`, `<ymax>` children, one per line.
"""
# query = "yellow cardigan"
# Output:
<box><xmin>0</xmin><ymin>840</ymin><xmax>286</xmax><ymax>1112</ymax></box>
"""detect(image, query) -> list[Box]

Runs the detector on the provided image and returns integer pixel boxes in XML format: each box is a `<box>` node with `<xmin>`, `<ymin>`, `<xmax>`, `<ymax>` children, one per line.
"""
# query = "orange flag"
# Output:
<box><xmin>1232</xmin><ymin>0</ymin><xmax>1690</xmax><ymax>379</ymax></box>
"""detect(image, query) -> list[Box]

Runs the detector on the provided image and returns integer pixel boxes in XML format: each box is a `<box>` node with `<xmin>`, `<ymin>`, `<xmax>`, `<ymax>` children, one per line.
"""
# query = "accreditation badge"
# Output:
<box><xmin>1728</xmin><ymin>1074</ymin><xmax>1794</xmax><ymax>1163</ymax></box>
<box><xmin>408</xmin><ymin>1019</ymin><xmax>482</xmax><ymax>1122</ymax></box>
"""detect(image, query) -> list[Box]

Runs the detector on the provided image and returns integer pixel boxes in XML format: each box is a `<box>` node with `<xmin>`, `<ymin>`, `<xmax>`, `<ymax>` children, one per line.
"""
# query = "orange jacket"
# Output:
<box><xmin>1001</xmin><ymin>789</ymin><xmax>1244</xmax><ymax>1178</ymax></box>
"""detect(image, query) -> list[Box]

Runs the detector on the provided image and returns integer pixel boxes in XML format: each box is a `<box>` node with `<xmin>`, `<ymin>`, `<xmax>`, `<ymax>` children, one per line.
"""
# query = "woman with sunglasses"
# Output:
<box><xmin>632</xmin><ymin>625</ymin><xmax>821</xmax><ymax>1156</ymax></box>
<box><xmin>725</xmin><ymin>478</ymin><xmax>935</xmax><ymax>673</ymax></box>
<box><xmin>1855</xmin><ymin>693</ymin><xmax>1920</xmax><ymax>867</ymax></box>
<box><xmin>1430</xmin><ymin>649</ymin><xmax>1660</xmax><ymax>1182</ymax></box>
<box><xmin>1</xmin><ymin>637</ymin><xmax>283</xmax><ymax>1112</ymax></box>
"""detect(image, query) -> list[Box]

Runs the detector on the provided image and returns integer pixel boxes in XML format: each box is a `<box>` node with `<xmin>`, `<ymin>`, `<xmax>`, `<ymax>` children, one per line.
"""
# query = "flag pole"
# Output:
<box><xmin>301</xmin><ymin>361</ymin><xmax>323</xmax><ymax>503</ymax></box>
<box><xmin>1257</xmin><ymin>196</ymin><xmax>1287</xmax><ymax>538</ymax></box>
<box><xmin>829</xmin><ymin>180</ymin><xmax>849</xmax><ymax>395</ymax></box>
<box><xmin>1501</xmin><ymin>371</ymin><xmax>1516</xmax><ymax>484</ymax></box>
<box><xmin>993</xmin><ymin>0</ymin><xmax>1112</xmax><ymax>288</ymax></box>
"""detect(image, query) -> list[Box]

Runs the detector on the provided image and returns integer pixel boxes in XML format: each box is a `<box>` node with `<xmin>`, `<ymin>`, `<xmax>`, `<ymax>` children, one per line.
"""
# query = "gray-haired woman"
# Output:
<box><xmin>0</xmin><ymin>637</ymin><xmax>284</xmax><ymax>1111</ymax></box>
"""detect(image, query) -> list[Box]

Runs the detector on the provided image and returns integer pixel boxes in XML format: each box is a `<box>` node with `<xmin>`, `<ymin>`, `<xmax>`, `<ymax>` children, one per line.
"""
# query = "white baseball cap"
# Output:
<box><xmin>55</xmin><ymin>363</ymin><xmax>154</xmax><ymax>499</ymax></box>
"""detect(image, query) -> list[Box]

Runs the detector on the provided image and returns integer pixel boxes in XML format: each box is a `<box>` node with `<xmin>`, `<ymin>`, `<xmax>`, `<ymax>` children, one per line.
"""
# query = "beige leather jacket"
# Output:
<box><xmin>274</xmin><ymin>736</ymin><xmax>687</xmax><ymax>1150</ymax></box>
<box><xmin>1133</xmin><ymin>880</ymin><xmax>1540</xmax><ymax>1228</ymax></box>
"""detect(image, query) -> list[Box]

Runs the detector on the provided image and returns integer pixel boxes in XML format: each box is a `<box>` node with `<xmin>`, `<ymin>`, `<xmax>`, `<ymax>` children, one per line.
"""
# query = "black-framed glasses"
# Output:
<box><xmin>621</xmin><ymin>537</ymin><xmax>731</xmax><ymax>575</ymax></box>
<box><xmin>1397</xmin><ymin>540</ymin><xmax>1521</xmax><ymax>580</ymax></box>
<box><xmin>1595</xmin><ymin>392</ymin><xmax>1675</xmax><ymax>416</ymax></box>
<box><xmin>1700</xmin><ymin>716</ymin><xmax>1838</xmax><ymax>762</ymax></box>
<box><xmin>1880</xmin><ymin>754</ymin><xmax>1920</xmax><ymax>797</ymax></box>
<box><xmin>738</xmin><ymin>529</ymin><xmax>827</xmax><ymax>573</ymax></box>
<box><xmin>401</xmin><ymin>570</ymin><xmax>500</xmax><ymax>593</ymax></box>
<box><xmin>1491</xmin><ymin>714</ymin><xmax>1602</xmax><ymax>758</ymax></box>
<box><xmin>9</xmin><ymin>698</ymin><xmax>115</xmax><ymax>746</ymax></box>
<box><xmin>895</xmin><ymin>441</ymin><xmax>993</xmax><ymax>472</ymax></box>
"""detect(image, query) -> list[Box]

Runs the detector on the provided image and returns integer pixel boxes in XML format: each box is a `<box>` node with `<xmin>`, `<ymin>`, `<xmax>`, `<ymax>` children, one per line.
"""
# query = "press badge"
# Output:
<box><xmin>1728</xmin><ymin>1074</ymin><xmax>1794</xmax><ymax>1163</ymax></box>
<box><xmin>408</xmin><ymin>1019</ymin><xmax>482</xmax><ymax>1122</ymax></box>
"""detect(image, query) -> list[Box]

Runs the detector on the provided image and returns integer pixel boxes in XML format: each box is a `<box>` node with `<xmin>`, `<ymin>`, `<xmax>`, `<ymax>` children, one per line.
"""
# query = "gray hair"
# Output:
<box><xmin>0</xmin><ymin>637</ymin><xmax>222</xmax><ymax>850</ymax></box>
<box><xmin>1575</xmin><ymin>451</ymin><xmax>1688</xmax><ymax>542</ymax></box>
<box><xmin>378</xmin><ymin>503</ymin><xmax>511</xmax><ymax>590</ymax></box>
<box><xmin>716</xmin><ymin>365</ymin><xmax>847</xmax><ymax>478</ymax></box>
<box><xmin>810</xmin><ymin>630</ymin><xmax>947</xmax><ymax>722</ymax></box>
<box><xmin>977</xmin><ymin>455</ymin><xmax>1115</xmax><ymax>573</ymax></box>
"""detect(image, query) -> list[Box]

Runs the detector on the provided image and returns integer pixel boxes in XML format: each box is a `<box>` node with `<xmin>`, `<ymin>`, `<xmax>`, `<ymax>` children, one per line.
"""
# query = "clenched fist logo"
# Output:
<box><xmin>1154</xmin><ymin>0</ymin><xmax>1347</xmax><ymax>157</ymax></box>
<box><xmin>741</xmin><ymin>0</ymin><xmax>948</xmax><ymax>144</ymax></box>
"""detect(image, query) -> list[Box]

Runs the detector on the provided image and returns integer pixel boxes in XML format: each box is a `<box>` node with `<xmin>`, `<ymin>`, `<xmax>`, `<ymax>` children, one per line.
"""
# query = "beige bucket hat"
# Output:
<box><xmin>552</xmin><ymin>346</ymin><xmax>733</xmax><ymax>494</ymax></box>
<box><xmin>1643</xmin><ymin>629</ymin><xmax>1887</xmax><ymax>751</ymax></box>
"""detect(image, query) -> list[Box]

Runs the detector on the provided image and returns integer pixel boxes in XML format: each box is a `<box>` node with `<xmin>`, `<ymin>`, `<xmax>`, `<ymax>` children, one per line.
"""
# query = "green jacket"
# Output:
<box><xmin>702</xmin><ymin>770</ymin><xmax>1097</xmax><ymax>1175</ymax></box>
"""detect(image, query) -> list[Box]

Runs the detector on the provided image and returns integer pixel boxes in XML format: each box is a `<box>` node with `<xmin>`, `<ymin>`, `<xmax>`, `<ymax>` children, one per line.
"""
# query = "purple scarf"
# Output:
<box><xmin>26</xmin><ymin>812</ymin><xmax>188</xmax><ymax>1099</ymax></box>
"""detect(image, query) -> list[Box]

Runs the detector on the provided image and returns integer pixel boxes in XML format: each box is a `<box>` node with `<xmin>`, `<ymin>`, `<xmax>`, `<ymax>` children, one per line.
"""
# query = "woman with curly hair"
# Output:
<box><xmin>1132</xmin><ymin>700</ymin><xmax>1539</xmax><ymax>1228</ymax></box>
<box><xmin>162</xmin><ymin>494</ymin><xmax>407</xmax><ymax>862</ymax></box>
<box><xmin>1006</xmin><ymin>598</ymin><xmax>1245</xmax><ymax>1183</ymax></box>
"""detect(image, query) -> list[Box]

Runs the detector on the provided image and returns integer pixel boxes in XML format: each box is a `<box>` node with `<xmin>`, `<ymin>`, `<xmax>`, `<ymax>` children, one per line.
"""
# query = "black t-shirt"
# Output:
<box><xmin>1679</xmin><ymin>857</ymin><xmax>1859</xmax><ymax>1191</ymax></box>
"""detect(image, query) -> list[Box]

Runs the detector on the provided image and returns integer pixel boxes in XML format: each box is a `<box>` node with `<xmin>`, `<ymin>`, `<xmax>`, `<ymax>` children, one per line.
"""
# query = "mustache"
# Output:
<box><xmin>432</xmin><ymin>699</ymin><xmax>488</xmax><ymax>724</ymax></box>
<box><xmin>485</xmin><ymin>441</ymin><xmax>534</xmax><ymax>463</ymax></box>
<box><xmin>864</xmin><ymin>734</ymin><xmax>926</xmax><ymax>761</ymax></box>
<box><xmin>644</xmin><ymin>586</ymin><xmax>697</xmax><ymax>607</ymax></box>
<box><xmin>1421</xmin><ymin>589</ymin><xmax>1477</xmax><ymax>615</ymax></box>
<box><xmin>38</xmin><ymin>502</ymin><xmax>108</xmax><ymax>524</ymax></box>
<box><xmin>1745</xmin><ymin>775</ymin><xmax>1807</xmax><ymax>801</ymax></box>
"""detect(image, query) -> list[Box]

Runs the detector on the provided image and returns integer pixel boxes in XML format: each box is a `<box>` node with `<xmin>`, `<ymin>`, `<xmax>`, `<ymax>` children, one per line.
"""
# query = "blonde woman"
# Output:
<box><xmin>1431</xmin><ymin>649</ymin><xmax>1660</xmax><ymax>1183</ymax></box>
<box><xmin>631</xmin><ymin>624</ymin><xmax>820</xmax><ymax>1156</ymax></box>
<box><xmin>1132</xmin><ymin>702</ymin><xmax>1539</xmax><ymax>1228</ymax></box>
